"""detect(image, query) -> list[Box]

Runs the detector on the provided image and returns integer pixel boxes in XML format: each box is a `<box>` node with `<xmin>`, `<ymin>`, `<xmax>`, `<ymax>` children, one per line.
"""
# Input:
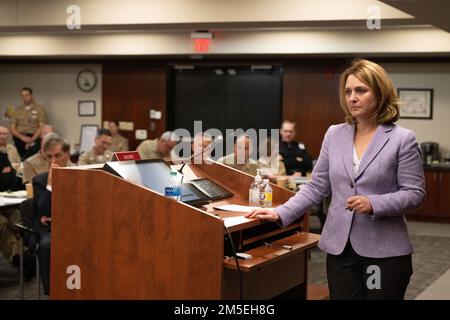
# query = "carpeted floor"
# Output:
<box><xmin>307</xmin><ymin>234</ymin><xmax>450</xmax><ymax>300</ymax></box>
<box><xmin>1</xmin><ymin>228</ymin><xmax>450</xmax><ymax>300</ymax></box>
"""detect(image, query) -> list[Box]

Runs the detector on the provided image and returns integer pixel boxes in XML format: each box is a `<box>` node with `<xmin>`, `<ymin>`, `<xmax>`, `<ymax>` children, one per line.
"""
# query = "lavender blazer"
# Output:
<box><xmin>275</xmin><ymin>123</ymin><xmax>426</xmax><ymax>258</ymax></box>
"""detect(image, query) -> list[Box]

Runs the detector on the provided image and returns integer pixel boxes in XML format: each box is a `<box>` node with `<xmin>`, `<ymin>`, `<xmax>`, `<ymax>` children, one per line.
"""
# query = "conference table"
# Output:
<box><xmin>0</xmin><ymin>191</ymin><xmax>28</xmax><ymax>209</ymax></box>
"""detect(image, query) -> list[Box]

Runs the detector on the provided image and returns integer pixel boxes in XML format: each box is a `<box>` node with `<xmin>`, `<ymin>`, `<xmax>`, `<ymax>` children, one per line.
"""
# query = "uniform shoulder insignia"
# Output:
<box><xmin>298</xmin><ymin>143</ymin><xmax>305</xmax><ymax>150</ymax></box>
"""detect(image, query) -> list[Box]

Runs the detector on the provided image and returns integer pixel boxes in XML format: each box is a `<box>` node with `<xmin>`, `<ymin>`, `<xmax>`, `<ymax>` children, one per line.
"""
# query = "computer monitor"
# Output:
<box><xmin>103</xmin><ymin>159</ymin><xmax>212</xmax><ymax>206</ymax></box>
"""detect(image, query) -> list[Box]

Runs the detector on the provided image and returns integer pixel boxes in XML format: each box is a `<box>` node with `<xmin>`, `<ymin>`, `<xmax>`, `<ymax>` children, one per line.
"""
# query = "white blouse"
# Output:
<box><xmin>353</xmin><ymin>145</ymin><xmax>362</xmax><ymax>175</ymax></box>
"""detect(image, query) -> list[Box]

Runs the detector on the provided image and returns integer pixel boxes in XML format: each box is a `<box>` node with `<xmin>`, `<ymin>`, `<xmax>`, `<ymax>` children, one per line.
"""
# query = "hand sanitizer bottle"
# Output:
<box><xmin>249</xmin><ymin>169</ymin><xmax>262</xmax><ymax>206</ymax></box>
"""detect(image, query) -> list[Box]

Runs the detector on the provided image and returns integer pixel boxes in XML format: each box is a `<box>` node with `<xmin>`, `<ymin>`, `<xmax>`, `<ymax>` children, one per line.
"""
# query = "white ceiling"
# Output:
<box><xmin>380</xmin><ymin>0</ymin><xmax>450</xmax><ymax>33</ymax></box>
<box><xmin>0</xmin><ymin>0</ymin><xmax>417</xmax><ymax>32</ymax></box>
<box><xmin>0</xmin><ymin>0</ymin><xmax>448</xmax><ymax>57</ymax></box>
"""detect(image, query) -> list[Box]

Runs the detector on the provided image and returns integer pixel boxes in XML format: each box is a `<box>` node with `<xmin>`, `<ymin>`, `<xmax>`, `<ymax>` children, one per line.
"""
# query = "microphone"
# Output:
<box><xmin>177</xmin><ymin>135</ymin><xmax>224</xmax><ymax>182</ymax></box>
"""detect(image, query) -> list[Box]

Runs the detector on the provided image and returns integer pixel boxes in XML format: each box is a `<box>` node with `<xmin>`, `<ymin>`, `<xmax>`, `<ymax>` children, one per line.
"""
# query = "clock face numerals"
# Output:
<box><xmin>77</xmin><ymin>69</ymin><xmax>97</xmax><ymax>92</ymax></box>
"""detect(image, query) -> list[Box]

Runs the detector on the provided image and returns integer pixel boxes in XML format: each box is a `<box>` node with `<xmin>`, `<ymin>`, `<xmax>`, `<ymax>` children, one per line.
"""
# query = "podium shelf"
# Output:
<box><xmin>223</xmin><ymin>232</ymin><xmax>320</xmax><ymax>272</ymax></box>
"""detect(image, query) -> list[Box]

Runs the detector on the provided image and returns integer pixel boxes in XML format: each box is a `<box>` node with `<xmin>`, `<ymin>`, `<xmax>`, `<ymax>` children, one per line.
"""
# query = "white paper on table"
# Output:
<box><xmin>4</xmin><ymin>198</ymin><xmax>27</xmax><ymax>205</ymax></box>
<box><xmin>223</xmin><ymin>216</ymin><xmax>253</xmax><ymax>228</ymax></box>
<box><xmin>0</xmin><ymin>190</ymin><xmax>27</xmax><ymax>198</ymax></box>
<box><xmin>212</xmin><ymin>204</ymin><xmax>261</xmax><ymax>213</ymax></box>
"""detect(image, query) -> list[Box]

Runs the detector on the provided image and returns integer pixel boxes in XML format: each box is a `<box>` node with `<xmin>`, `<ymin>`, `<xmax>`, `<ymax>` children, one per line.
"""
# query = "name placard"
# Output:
<box><xmin>111</xmin><ymin>151</ymin><xmax>141</xmax><ymax>162</ymax></box>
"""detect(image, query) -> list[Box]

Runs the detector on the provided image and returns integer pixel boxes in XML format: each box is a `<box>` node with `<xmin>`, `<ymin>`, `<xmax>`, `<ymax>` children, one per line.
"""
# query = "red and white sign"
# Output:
<box><xmin>111</xmin><ymin>151</ymin><xmax>141</xmax><ymax>162</ymax></box>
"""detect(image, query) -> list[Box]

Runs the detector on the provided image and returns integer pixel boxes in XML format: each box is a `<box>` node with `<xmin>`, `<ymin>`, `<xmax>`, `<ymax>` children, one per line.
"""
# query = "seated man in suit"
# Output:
<box><xmin>22</xmin><ymin>132</ymin><xmax>59</xmax><ymax>184</ymax></box>
<box><xmin>32</xmin><ymin>138</ymin><xmax>71</xmax><ymax>295</ymax></box>
<box><xmin>279</xmin><ymin>120</ymin><xmax>313</xmax><ymax>176</ymax></box>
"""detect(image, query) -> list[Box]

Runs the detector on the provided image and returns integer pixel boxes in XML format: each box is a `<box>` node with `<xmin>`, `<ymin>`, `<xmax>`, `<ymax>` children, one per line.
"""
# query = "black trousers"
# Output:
<box><xmin>13</xmin><ymin>134</ymin><xmax>40</xmax><ymax>161</ymax></box>
<box><xmin>326</xmin><ymin>241</ymin><xmax>412</xmax><ymax>300</ymax></box>
<box><xmin>38</xmin><ymin>232</ymin><xmax>51</xmax><ymax>295</ymax></box>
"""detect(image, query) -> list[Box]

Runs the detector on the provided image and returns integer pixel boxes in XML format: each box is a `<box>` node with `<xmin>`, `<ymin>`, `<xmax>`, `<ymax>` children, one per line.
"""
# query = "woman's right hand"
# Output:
<box><xmin>245</xmin><ymin>208</ymin><xmax>280</xmax><ymax>222</ymax></box>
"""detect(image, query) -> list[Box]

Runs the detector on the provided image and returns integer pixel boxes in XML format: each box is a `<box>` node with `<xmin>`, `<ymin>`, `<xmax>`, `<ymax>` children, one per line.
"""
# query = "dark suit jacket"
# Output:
<box><xmin>279</xmin><ymin>140</ymin><xmax>313</xmax><ymax>175</ymax></box>
<box><xmin>32</xmin><ymin>172</ymin><xmax>51</xmax><ymax>232</ymax></box>
<box><xmin>0</xmin><ymin>151</ymin><xmax>20</xmax><ymax>191</ymax></box>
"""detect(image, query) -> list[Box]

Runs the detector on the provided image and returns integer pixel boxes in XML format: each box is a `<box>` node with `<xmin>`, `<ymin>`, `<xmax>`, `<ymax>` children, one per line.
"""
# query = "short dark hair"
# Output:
<box><xmin>43</xmin><ymin>137</ymin><xmax>70</xmax><ymax>154</ymax></box>
<box><xmin>21</xmin><ymin>87</ymin><xmax>33</xmax><ymax>94</ymax></box>
<box><xmin>111</xmin><ymin>120</ymin><xmax>120</xmax><ymax>126</ymax></box>
<box><xmin>43</xmin><ymin>137</ymin><xmax>63</xmax><ymax>152</ymax></box>
<box><xmin>97</xmin><ymin>128</ymin><xmax>112</xmax><ymax>137</ymax></box>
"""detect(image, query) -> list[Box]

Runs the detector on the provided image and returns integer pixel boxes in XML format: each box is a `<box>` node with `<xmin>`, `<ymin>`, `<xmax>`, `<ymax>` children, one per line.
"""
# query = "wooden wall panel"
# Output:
<box><xmin>282</xmin><ymin>64</ymin><xmax>344</xmax><ymax>158</ymax></box>
<box><xmin>101</xmin><ymin>58</ymin><xmax>349</xmax><ymax>157</ymax></box>
<box><xmin>102</xmin><ymin>63</ymin><xmax>167</xmax><ymax>150</ymax></box>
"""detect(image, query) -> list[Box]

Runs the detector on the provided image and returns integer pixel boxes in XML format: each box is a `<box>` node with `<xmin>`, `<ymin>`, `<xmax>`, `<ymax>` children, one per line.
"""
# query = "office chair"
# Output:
<box><xmin>15</xmin><ymin>198</ymin><xmax>41</xmax><ymax>300</ymax></box>
<box><xmin>13</xmin><ymin>223</ymin><xmax>41</xmax><ymax>300</ymax></box>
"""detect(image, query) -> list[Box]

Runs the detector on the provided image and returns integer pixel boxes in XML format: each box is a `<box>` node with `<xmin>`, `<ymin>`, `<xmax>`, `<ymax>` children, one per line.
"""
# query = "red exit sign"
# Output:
<box><xmin>194</xmin><ymin>38</ymin><xmax>210</xmax><ymax>53</ymax></box>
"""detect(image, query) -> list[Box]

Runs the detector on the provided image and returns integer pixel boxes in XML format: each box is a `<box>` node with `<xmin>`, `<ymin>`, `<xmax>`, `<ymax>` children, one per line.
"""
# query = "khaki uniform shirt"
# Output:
<box><xmin>78</xmin><ymin>149</ymin><xmax>113</xmax><ymax>165</ymax></box>
<box><xmin>136</xmin><ymin>139</ymin><xmax>163</xmax><ymax>160</ymax></box>
<box><xmin>257</xmin><ymin>156</ymin><xmax>287</xmax><ymax>176</ymax></box>
<box><xmin>11</xmin><ymin>104</ymin><xmax>47</xmax><ymax>134</ymax></box>
<box><xmin>111</xmin><ymin>134</ymin><xmax>129</xmax><ymax>152</ymax></box>
<box><xmin>217</xmin><ymin>153</ymin><xmax>259</xmax><ymax>176</ymax></box>
<box><xmin>0</xmin><ymin>144</ymin><xmax>21</xmax><ymax>165</ymax></box>
<box><xmin>22</xmin><ymin>152</ymin><xmax>49</xmax><ymax>183</ymax></box>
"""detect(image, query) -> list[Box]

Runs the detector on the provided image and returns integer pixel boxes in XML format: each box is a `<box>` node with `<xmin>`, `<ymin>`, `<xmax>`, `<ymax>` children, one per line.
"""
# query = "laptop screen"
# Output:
<box><xmin>103</xmin><ymin>159</ymin><xmax>210</xmax><ymax>205</ymax></box>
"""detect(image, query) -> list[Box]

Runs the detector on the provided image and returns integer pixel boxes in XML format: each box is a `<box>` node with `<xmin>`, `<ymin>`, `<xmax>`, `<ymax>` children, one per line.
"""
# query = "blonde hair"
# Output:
<box><xmin>339</xmin><ymin>58</ymin><xmax>400</xmax><ymax>124</ymax></box>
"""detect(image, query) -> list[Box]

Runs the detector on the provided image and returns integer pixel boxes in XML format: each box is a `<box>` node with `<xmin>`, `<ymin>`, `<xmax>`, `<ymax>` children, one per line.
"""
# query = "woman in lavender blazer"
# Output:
<box><xmin>246</xmin><ymin>59</ymin><xmax>426</xmax><ymax>300</ymax></box>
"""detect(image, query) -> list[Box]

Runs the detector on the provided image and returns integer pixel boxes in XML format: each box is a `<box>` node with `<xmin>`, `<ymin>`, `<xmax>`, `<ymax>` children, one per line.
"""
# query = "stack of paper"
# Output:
<box><xmin>212</xmin><ymin>204</ymin><xmax>261</xmax><ymax>213</ymax></box>
<box><xmin>0</xmin><ymin>190</ymin><xmax>27</xmax><ymax>198</ymax></box>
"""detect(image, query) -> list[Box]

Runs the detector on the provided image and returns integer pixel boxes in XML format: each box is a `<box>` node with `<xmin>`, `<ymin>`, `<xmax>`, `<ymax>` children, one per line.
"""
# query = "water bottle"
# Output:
<box><xmin>260</xmin><ymin>179</ymin><xmax>273</xmax><ymax>207</ymax></box>
<box><xmin>249</xmin><ymin>169</ymin><xmax>262</xmax><ymax>206</ymax></box>
<box><xmin>165</xmin><ymin>171</ymin><xmax>181</xmax><ymax>201</ymax></box>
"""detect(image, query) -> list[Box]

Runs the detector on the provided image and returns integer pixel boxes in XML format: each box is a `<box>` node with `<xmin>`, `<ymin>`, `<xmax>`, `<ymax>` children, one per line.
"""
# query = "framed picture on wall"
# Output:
<box><xmin>78</xmin><ymin>100</ymin><xmax>96</xmax><ymax>117</ymax></box>
<box><xmin>398</xmin><ymin>88</ymin><xmax>433</xmax><ymax>119</ymax></box>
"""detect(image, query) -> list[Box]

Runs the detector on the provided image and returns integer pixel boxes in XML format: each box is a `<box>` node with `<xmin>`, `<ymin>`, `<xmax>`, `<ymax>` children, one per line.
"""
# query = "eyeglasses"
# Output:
<box><xmin>100</xmin><ymin>140</ymin><xmax>112</xmax><ymax>147</ymax></box>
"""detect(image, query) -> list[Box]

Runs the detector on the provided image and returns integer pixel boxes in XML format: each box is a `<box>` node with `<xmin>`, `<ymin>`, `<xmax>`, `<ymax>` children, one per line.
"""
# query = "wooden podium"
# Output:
<box><xmin>50</xmin><ymin>160</ymin><xmax>320</xmax><ymax>299</ymax></box>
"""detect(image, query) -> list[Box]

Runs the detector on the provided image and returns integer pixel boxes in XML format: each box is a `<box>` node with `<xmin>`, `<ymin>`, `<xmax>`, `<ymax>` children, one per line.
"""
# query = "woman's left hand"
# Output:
<box><xmin>346</xmin><ymin>196</ymin><xmax>373</xmax><ymax>215</ymax></box>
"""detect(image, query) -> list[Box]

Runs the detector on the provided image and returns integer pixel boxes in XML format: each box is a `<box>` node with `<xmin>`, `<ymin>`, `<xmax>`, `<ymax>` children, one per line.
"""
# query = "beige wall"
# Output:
<box><xmin>0</xmin><ymin>27</ymin><xmax>449</xmax><ymax>57</ymax></box>
<box><xmin>0</xmin><ymin>62</ymin><xmax>448</xmax><ymax>160</ymax></box>
<box><xmin>0</xmin><ymin>64</ymin><xmax>102</xmax><ymax>150</ymax></box>
<box><xmin>383</xmin><ymin>63</ymin><xmax>450</xmax><ymax>159</ymax></box>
